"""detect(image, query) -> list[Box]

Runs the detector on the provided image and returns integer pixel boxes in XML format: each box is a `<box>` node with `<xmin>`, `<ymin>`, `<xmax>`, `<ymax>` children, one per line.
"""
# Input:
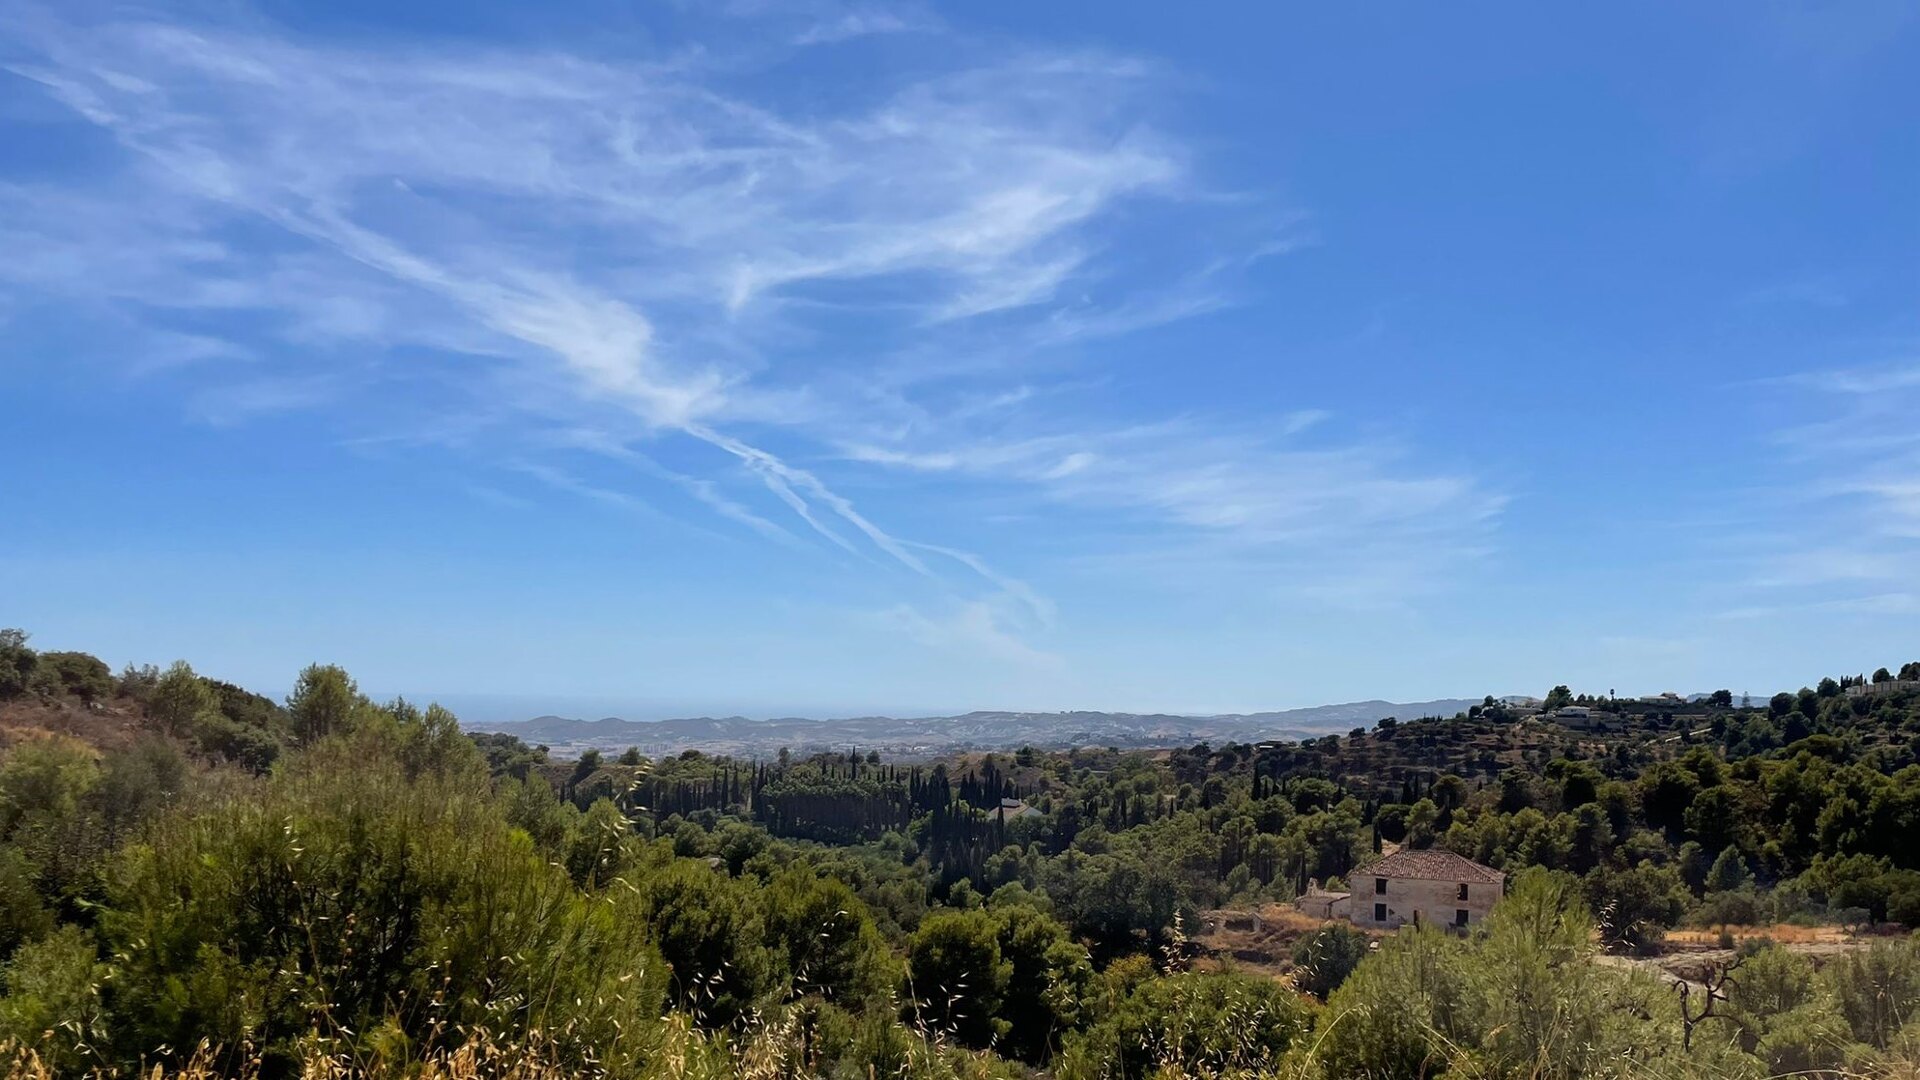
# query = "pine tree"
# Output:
<box><xmin>1705</xmin><ymin>845</ymin><xmax>1752</xmax><ymax>893</ymax></box>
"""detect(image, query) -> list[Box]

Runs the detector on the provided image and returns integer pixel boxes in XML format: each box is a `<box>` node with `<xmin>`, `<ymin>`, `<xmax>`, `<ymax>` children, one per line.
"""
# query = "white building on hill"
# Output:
<box><xmin>1296</xmin><ymin>850</ymin><xmax>1505</xmax><ymax>931</ymax></box>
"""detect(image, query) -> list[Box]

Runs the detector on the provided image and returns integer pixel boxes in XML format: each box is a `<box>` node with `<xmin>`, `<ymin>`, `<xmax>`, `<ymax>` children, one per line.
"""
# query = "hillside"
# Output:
<box><xmin>479</xmin><ymin>698</ymin><xmax>1482</xmax><ymax>758</ymax></box>
<box><xmin>5</xmin><ymin>628</ymin><xmax>1920</xmax><ymax>1078</ymax></box>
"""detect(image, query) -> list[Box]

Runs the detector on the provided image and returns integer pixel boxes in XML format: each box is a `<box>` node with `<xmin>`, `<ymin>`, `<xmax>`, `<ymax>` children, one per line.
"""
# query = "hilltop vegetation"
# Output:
<box><xmin>2</xmin><ymin>627</ymin><xmax>1920</xmax><ymax>1077</ymax></box>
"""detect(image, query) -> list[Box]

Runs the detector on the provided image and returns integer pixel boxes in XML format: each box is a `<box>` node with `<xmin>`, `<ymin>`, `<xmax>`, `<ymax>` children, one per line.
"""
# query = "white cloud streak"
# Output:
<box><xmin>1</xmin><ymin>2</ymin><xmax>1502</xmax><ymax>660</ymax></box>
<box><xmin>1719</xmin><ymin>359</ymin><xmax>1920</xmax><ymax>616</ymax></box>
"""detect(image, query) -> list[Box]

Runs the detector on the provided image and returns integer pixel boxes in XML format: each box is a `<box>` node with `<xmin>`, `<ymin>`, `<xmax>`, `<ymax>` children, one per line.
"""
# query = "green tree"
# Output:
<box><xmin>147</xmin><ymin>660</ymin><xmax>216</xmax><ymax>737</ymax></box>
<box><xmin>396</xmin><ymin>702</ymin><xmax>480</xmax><ymax>781</ymax></box>
<box><xmin>1586</xmin><ymin>861</ymin><xmax>1688</xmax><ymax>954</ymax></box>
<box><xmin>632</xmin><ymin>859</ymin><xmax>776</xmax><ymax>1027</ymax></box>
<box><xmin>907</xmin><ymin>909</ymin><xmax>1010</xmax><ymax>1048</ymax></box>
<box><xmin>1704</xmin><ymin>845</ymin><xmax>1753</xmax><ymax>893</ymax></box>
<box><xmin>1638</xmin><ymin>760</ymin><xmax>1702</xmax><ymax>834</ymax></box>
<box><xmin>286</xmin><ymin>663</ymin><xmax>361</xmax><ymax>745</ymax></box>
<box><xmin>762</xmin><ymin>866</ymin><xmax>892</xmax><ymax>1008</ymax></box>
<box><xmin>1543</xmin><ymin>685</ymin><xmax>1574</xmax><ymax>711</ymax></box>
<box><xmin>992</xmin><ymin>901</ymin><xmax>1092</xmax><ymax>1062</ymax></box>
<box><xmin>0</xmin><ymin>630</ymin><xmax>35</xmax><ymax>700</ymax></box>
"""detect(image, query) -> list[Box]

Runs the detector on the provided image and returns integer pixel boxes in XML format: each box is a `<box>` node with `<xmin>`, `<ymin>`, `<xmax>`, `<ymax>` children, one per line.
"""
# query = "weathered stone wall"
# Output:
<box><xmin>1296</xmin><ymin>892</ymin><xmax>1350</xmax><ymax>920</ymax></box>
<box><xmin>1349</xmin><ymin>874</ymin><xmax>1501</xmax><ymax>929</ymax></box>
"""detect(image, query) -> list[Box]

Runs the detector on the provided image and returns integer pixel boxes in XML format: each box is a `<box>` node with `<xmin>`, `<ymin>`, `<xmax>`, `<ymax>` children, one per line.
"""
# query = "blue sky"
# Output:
<box><xmin>2</xmin><ymin>1</ymin><xmax>1916</xmax><ymax>721</ymax></box>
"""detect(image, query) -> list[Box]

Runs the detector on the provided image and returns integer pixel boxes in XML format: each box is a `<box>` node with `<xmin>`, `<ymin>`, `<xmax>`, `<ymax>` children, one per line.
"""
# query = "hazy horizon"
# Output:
<box><xmin>134</xmin><ymin>687</ymin><xmax>1496</xmax><ymax>728</ymax></box>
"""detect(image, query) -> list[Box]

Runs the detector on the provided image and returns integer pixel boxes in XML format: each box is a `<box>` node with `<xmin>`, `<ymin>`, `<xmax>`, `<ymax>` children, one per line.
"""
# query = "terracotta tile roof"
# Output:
<box><xmin>1356</xmin><ymin>849</ymin><xmax>1504</xmax><ymax>884</ymax></box>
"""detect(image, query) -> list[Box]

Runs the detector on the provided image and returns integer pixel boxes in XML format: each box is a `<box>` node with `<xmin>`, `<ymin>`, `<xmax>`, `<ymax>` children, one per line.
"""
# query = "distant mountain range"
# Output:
<box><xmin>471</xmin><ymin>698</ymin><xmax>1482</xmax><ymax>759</ymax></box>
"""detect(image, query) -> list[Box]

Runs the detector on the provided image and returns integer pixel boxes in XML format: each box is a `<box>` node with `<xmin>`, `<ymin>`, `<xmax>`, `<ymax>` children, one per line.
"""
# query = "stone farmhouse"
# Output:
<box><xmin>1296</xmin><ymin>849</ymin><xmax>1505</xmax><ymax>931</ymax></box>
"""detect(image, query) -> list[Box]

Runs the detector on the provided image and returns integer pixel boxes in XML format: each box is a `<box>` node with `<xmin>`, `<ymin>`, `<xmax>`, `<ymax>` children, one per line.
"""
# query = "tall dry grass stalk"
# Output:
<box><xmin>1</xmin><ymin>1031</ymin><xmax>581</xmax><ymax>1080</ymax></box>
<box><xmin>0</xmin><ymin>1006</ymin><xmax>1006</xmax><ymax>1080</ymax></box>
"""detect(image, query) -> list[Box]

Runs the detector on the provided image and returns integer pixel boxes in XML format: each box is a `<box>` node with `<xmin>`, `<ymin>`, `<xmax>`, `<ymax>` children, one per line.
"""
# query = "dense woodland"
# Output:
<box><xmin>3</xmin><ymin>627</ymin><xmax>1920</xmax><ymax>1078</ymax></box>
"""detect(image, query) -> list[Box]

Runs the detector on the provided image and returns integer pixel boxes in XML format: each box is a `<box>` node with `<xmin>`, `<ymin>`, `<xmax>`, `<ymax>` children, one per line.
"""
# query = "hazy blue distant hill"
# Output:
<box><xmin>475</xmin><ymin>698</ymin><xmax>1481</xmax><ymax>758</ymax></box>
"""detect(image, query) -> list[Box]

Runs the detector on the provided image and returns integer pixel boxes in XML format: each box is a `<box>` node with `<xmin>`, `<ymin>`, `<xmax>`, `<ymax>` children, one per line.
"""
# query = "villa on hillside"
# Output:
<box><xmin>998</xmin><ymin>797</ymin><xmax>1045</xmax><ymax>820</ymax></box>
<box><xmin>1352</xmin><ymin>850</ymin><xmax>1504</xmax><ymax>929</ymax></box>
<box><xmin>1551</xmin><ymin>704</ymin><xmax>1606</xmax><ymax>730</ymax></box>
<box><xmin>1848</xmin><ymin>679</ymin><xmax>1920</xmax><ymax>699</ymax></box>
<box><xmin>1296</xmin><ymin>849</ymin><xmax>1505</xmax><ymax>931</ymax></box>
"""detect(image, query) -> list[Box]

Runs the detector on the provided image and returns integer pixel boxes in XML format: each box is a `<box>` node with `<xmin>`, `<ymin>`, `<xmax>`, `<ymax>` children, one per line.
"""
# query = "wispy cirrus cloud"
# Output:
<box><xmin>0</xmin><ymin>1</ymin><xmax>1501</xmax><ymax>661</ymax></box>
<box><xmin>1712</xmin><ymin>358</ymin><xmax>1920</xmax><ymax>617</ymax></box>
<box><xmin>877</xmin><ymin>600</ymin><xmax>1062</xmax><ymax>670</ymax></box>
<box><xmin>843</xmin><ymin>419</ymin><xmax>1499</xmax><ymax>548</ymax></box>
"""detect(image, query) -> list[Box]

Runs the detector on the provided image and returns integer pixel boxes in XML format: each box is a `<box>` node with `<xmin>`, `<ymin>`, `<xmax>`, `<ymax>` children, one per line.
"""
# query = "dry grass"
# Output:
<box><xmin>11</xmin><ymin>1028</ymin><xmax>1920</xmax><ymax>1080</ymax></box>
<box><xmin>0</xmin><ymin>1033</ymin><xmax>587</xmax><ymax>1080</ymax></box>
<box><xmin>0</xmin><ymin>1010</ymin><xmax>1003</xmax><ymax>1080</ymax></box>
<box><xmin>0</xmin><ymin>696</ymin><xmax>148</xmax><ymax>754</ymax></box>
<box><xmin>1666</xmin><ymin>923</ymin><xmax>1850</xmax><ymax>947</ymax></box>
<box><xmin>1188</xmin><ymin>906</ymin><xmax>1379</xmax><ymax>981</ymax></box>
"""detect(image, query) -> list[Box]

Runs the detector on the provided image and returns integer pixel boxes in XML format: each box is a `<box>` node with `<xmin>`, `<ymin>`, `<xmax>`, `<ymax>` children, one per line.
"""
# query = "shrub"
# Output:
<box><xmin>1054</xmin><ymin>970</ymin><xmax>1314</xmax><ymax>1080</ymax></box>
<box><xmin>1690</xmin><ymin>889</ymin><xmax>1763</xmax><ymax>929</ymax></box>
<box><xmin>0</xmin><ymin>848</ymin><xmax>52</xmax><ymax>959</ymax></box>
<box><xmin>32</xmin><ymin>652</ymin><xmax>112</xmax><ymax>704</ymax></box>
<box><xmin>1729</xmin><ymin>942</ymin><xmax>1817</xmax><ymax>1020</ymax></box>
<box><xmin>0</xmin><ymin>926</ymin><xmax>107</xmax><ymax>1075</ymax></box>
<box><xmin>0</xmin><ymin>739</ymin><xmax>107</xmax><ymax>911</ymax></box>
<box><xmin>98</xmin><ymin>727</ymin><xmax>669</xmax><ymax>1075</ymax></box>
<box><xmin>1315</xmin><ymin>924</ymin><xmax>1471</xmax><ymax>1078</ymax></box>
<box><xmin>0</xmin><ymin>631</ymin><xmax>35</xmax><ymax>701</ymax></box>
<box><xmin>1824</xmin><ymin>937</ymin><xmax>1920</xmax><ymax>1048</ymax></box>
<box><xmin>1289</xmin><ymin>922</ymin><xmax>1369</xmax><ymax>999</ymax></box>
<box><xmin>189</xmin><ymin>709</ymin><xmax>281</xmax><ymax>772</ymax></box>
<box><xmin>1754</xmin><ymin>1003</ymin><xmax>1856</xmax><ymax>1076</ymax></box>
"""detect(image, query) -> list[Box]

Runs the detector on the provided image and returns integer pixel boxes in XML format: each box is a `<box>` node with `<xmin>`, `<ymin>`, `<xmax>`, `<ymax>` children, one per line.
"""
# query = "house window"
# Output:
<box><xmin>1457</xmin><ymin>883</ymin><xmax>1470</xmax><ymax>901</ymax></box>
<box><xmin>1374</xmin><ymin>877</ymin><xmax>1387</xmax><ymax>895</ymax></box>
<box><xmin>1454</xmin><ymin>909</ymin><xmax>1469</xmax><ymax>927</ymax></box>
<box><xmin>1374</xmin><ymin>902</ymin><xmax>1387</xmax><ymax>922</ymax></box>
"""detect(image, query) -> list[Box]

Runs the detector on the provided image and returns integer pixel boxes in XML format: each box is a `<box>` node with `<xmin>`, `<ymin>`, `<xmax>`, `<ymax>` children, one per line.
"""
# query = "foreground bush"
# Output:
<box><xmin>1054</xmin><ymin>970</ymin><xmax>1314</xmax><ymax>1080</ymax></box>
<box><xmin>95</xmin><ymin>727</ymin><xmax>669</xmax><ymax>1076</ymax></box>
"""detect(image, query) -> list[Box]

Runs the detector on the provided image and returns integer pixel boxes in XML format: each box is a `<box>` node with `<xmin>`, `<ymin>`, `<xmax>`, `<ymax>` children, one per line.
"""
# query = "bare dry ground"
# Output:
<box><xmin>1188</xmin><ymin>904</ymin><xmax>1385</xmax><ymax>983</ymax></box>
<box><xmin>1196</xmin><ymin>906</ymin><xmax>1894</xmax><ymax>996</ymax></box>
<box><xmin>1597</xmin><ymin>923</ymin><xmax>1902</xmax><ymax>986</ymax></box>
<box><xmin>0</xmin><ymin>694</ymin><xmax>145</xmax><ymax>754</ymax></box>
